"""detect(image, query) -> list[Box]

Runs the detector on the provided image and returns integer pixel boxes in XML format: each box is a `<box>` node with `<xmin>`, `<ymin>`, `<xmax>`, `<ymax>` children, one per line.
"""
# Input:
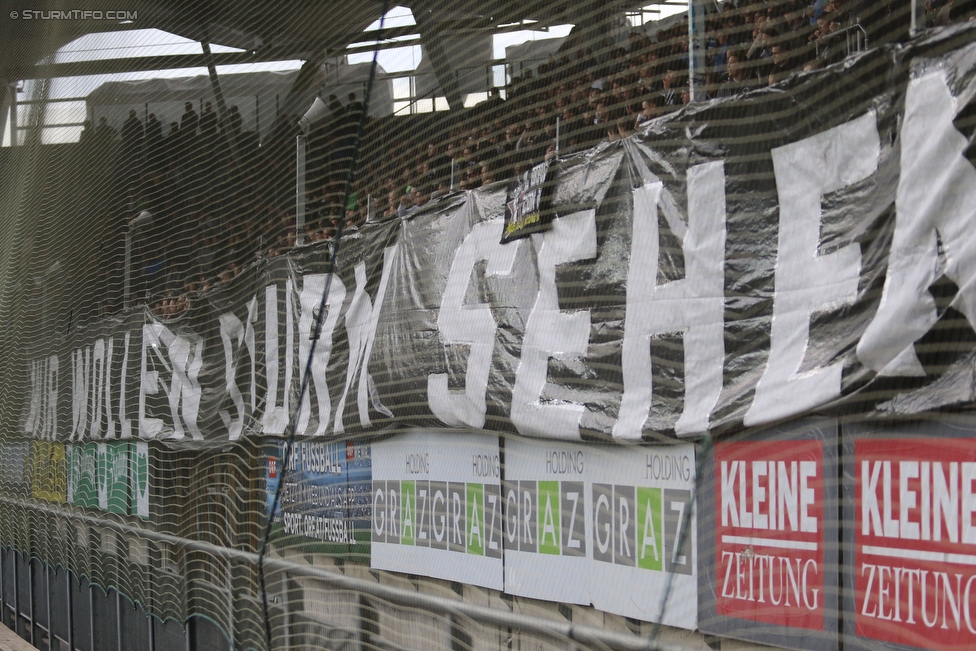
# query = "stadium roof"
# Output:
<box><xmin>0</xmin><ymin>0</ymin><xmax>634</xmax><ymax>90</ymax></box>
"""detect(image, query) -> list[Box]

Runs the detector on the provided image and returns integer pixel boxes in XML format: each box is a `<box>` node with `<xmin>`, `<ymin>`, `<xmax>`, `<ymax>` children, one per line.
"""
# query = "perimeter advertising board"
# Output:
<box><xmin>699</xmin><ymin>419</ymin><xmax>839</xmax><ymax>650</ymax></box>
<box><xmin>504</xmin><ymin>438</ymin><xmax>696</xmax><ymax>629</ymax></box>
<box><xmin>0</xmin><ymin>441</ymin><xmax>29</xmax><ymax>494</ymax></box>
<box><xmin>130</xmin><ymin>441</ymin><xmax>149</xmax><ymax>519</ymax></box>
<box><xmin>66</xmin><ymin>442</ymin><xmax>149</xmax><ymax>519</ymax></box>
<box><xmin>370</xmin><ymin>431</ymin><xmax>503</xmax><ymax>590</ymax></box>
<box><xmin>30</xmin><ymin>440</ymin><xmax>66</xmax><ymax>503</ymax></box>
<box><xmin>844</xmin><ymin>417</ymin><xmax>976</xmax><ymax>651</ymax></box>
<box><xmin>266</xmin><ymin>439</ymin><xmax>372</xmax><ymax>560</ymax></box>
<box><xmin>97</xmin><ymin>442</ymin><xmax>129</xmax><ymax>514</ymax></box>
<box><xmin>67</xmin><ymin>443</ymin><xmax>98</xmax><ymax>509</ymax></box>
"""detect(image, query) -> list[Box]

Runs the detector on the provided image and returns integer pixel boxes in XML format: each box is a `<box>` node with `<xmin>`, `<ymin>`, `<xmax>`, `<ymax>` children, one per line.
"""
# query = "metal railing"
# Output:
<box><xmin>815</xmin><ymin>22</ymin><xmax>869</xmax><ymax>59</ymax></box>
<box><xmin>0</xmin><ymin>493</ymin><xmax>699</xmax><ymax>651</ymax></box>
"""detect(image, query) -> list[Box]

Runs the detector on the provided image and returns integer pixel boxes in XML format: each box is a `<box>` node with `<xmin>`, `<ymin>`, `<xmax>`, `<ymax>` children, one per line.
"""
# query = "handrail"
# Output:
<box><xmin>0</xmin><ymin>493</ymin><xmax>701</xmax><ymax>651</ymax></box>
<box><xmin>815</xmin><ymin>21</ymin><xmax>869</xmax><ymax>58</ymax></box>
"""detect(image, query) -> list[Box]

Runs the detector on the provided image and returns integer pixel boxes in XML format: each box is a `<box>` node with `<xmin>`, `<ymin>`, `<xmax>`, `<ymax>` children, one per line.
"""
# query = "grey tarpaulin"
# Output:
<box><xmin>21</xmin><ymin>23</ymin><xmax>976</xmax><ymax>447</ymax></box>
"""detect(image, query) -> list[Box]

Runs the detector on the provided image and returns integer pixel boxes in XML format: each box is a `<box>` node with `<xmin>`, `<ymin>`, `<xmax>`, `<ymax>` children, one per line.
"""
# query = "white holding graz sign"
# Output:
<box><xmin>370</xmin><ymin>431</ymin><xmax>503</xmax><ymax>590</ymax></box>
<box><xmin>504</xmin><ymin>438</ymin><xmax>696</xmax><ymax>629</ymax></box>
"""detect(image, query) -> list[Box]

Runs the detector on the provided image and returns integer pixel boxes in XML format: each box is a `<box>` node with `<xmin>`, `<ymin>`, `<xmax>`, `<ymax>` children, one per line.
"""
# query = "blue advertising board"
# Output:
<box><xmin>266</xmin><ymin>439</ymin><xmax>372</xmax><ymax>561</ymax></box>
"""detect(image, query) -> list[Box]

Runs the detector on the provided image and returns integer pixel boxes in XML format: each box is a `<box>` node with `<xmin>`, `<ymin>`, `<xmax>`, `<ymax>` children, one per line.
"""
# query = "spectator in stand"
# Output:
<box><xmin>480</xmin><ymin>162</ymin><xmax>497</xmax><ymax>186</ymax></box>
<box><xmin>935</xmin><ymin>0</ymin><xmax>976</xmax><ymax>23</ymax></box>
<box><xmin>174</xmin><ymin>293</ymin><xmax>188</xmax><ymax>316</ymax></box>
<box><xmin>465</xmin><ymin>165</ymin><xmax>482</xmax><ymax>190</ymax></box>
<box><xmin>282</xmin><ymin>228</ymin><xmax>297</xmax><ymax>250</ymax></box>
<box><xmin>180</xmin><ymin>102</ymin><xmax>199</xmax><ymax>138</ymax></box>
<box><xmin>200</xmin><ymin>102</ymin><xmax>218</xmax><ymax>146</ymax></box>
<box><xmin>479</xmin><ymin>129</ymin><xmax>504</xmax><ymax>166</ymax></box>
<box><xmin>559</xmin><ymin>107</ymin><xmax>581</xmax><ymax>150</ymax></box>
<box><xmin>717</xmin><ymin>50</ymin><xmax>757</xmax><ymax>97</ymax></box>
<box><xmin>103</xmin><ymin>0</ymin><xmax>911</xmax><ymax>310</ymax></box>
<box><xmin>414</xmin><ymin>183</ymin><xmax>432</xmax><ymax>209</ymax></box>
<box><xmin>614</xmin><ymin>115</ymin><xmax>635</xmax><ymax>140</ymax></box>
<box><xmin>384</xmin><ymin>188</ymin><xmax>400</xmax><ymax>219</ymax></box>
<box><xmin>515</xmin><ymin>121</ymin><xmax>538</xmax><ymax>154</ymax></box>
<box><xmin>635</xmin><ymin>96</ymin><xmax>659</xmax><ymax>129</ymax></box>
<box><xmin>503</xmin><ymin>124</ymin><xmax>519</xmax><ymax>153</ymax></box>
<box><xmin>768</xmin><ymin>42</ymin><xmax>794</xmax><ymax>85</ymax></box>
<box><xmin>397</xmin><ymin>182</ymin><xmax>430</xmax><ymax>217</ymax></box>
<box><xmin>79</xmin><ymin>120</ymin><xmax>94</xmax><ymax>146</ymax></box>
<box><xmin>216</xmin><ymin>267</ymin><xmax>233</xmax><ymax>287</ymax></box>
<box><xmin>709</xmin><ymin>24</ymin><xmax>733</xmax><ymax>82</ymax></box>
<box><xmin>162</xmin><ymin>121</ymin><xmax>178</xmax><ymax>162</ymax></box>
<box><xmin>745</xmin><ymin>26</ymin><xmax>778</xmax><ymax>81</ymax></box>
<box><xmin>193</xmin><ymin>234</ymin><xmax>217</xmax><ymax>280</ymax></box>
<box><xmin>482</xmin><ymin>86</ymin><xmax>505</xmax><ymax>123</ymax></box>
<box><xmin>807</xmin><ymin>0</ymin><xmax>830</xmax><ymax>25</ymax></box>
<box><xmin>121</xmin><ymin>110</ymin><xmax>143</xmax><ymax>170</ymax></box>
<box><xmin>660</xmin><ymin>69</ymin><xmax>682</xmax><ymax>107</ymax></box>
<box><xmin>224</xmin><ymin>105</ymin><xmax>243</xmax><ymax>142</ymax></box>
<box><xmin>813</xmin><ymin>12</ymin><xmax>847</xmax><ymax>64</ymax></box>
<box><xmin>146</xmin><ymin>113</ymin><xmax>162</xmax><ymax>146</ymax></box>
<box><xmin>802</xmin><ymin>56</ymin><xmax>826</xmax><ymax>71</ymax></box>
<box><xmin>783</xmin><ymin>3</ymin><xmax>814</xmax><ymax>42</ymax></box>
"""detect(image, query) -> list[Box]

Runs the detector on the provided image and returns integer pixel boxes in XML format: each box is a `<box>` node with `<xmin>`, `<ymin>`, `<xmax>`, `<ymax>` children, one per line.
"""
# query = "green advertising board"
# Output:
<box><xmin>68</xmin><ymin>443</ymin><xmax>99</xmax><ymax>509</ymax></box>
<box><xmin>98</xmin><ymin>442</ymin><xmax>129</xmax><ymax>515</ymax></box>
<box><xmin>67</xmin><ymin>442</ymin><xmax>148</xmax><ymax>519</ymax></box>
<box><xmin>130</xmin><ymin>441</ymin><xmax>149</xmax><ymax>519</ymax></box>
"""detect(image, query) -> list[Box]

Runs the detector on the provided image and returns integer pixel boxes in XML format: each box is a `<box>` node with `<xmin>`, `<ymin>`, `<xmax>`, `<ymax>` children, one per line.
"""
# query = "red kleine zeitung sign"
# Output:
<box><xmin>855</xmin><ymin>438</ymin><xmax>976</xmax><ymax>650</ymax></box>
<box><xmin>699</xmin><ymin>419</ymin><xmax>839</xmax><ymax>651</ymax></box>
<box><xmin>715</xmin><ymin>440</ymin><xmax>825</xmax><ymax>630</ymax></box>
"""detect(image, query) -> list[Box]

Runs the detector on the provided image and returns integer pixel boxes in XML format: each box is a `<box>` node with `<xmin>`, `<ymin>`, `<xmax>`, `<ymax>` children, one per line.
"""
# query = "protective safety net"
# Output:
<box><xmin>2</xmin><ymin>1</ymin><xmax>976</xmax><ymax>650</ymax></box>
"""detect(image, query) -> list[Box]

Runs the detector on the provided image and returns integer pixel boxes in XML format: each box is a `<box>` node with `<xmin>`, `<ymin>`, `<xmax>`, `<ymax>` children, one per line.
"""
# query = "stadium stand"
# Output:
<box><xmin>2</xmin><ymin>0</ymin><xmax>976</xmax><ymax>650</ymax></box>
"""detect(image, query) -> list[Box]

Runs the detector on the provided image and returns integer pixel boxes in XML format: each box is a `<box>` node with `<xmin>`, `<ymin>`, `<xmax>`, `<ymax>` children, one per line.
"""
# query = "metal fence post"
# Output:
<box><xmin>688</xmin><ymin>0</ymin><xmax>707</xmax><ymax>102</ymax></box>
<box><xmin>46</xmin><ymin>564</ymin><xmax>52</xmax><ymax>651</ymax></box>
<box><xmin>296</xmin><ymin>134</ymin><xmax>307</xmax><ymax>246</ymax></box>
<box><xmin>66</xmin><ymin>571</ymin><xmax>73</xmax><ymax>651</ymax></box>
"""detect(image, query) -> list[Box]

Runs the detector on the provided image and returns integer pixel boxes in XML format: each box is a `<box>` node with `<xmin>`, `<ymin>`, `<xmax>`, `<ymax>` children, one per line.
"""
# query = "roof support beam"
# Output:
<box><xmin>201</xmin><ymin>39</ymin><xmax>240</xmax><ymax>165</ymax></box>
<box><xmin>0</xmin><ymin>84</ymin><xmax>12</xmax><ymax>146</ymax></box>
<box><xmin>412</xmin><ymin>3</ymin><xmax>464</xmax><ymax>110</ymax></box>
<box><xmin>30</xmin><ymin>50</ymin><xmax>301</xmax><ymax>80</ymax></box>
<box><xmin>277</xmin><ymin>57</ymin><xmax>328</xmax><ymax>127</ymax></box>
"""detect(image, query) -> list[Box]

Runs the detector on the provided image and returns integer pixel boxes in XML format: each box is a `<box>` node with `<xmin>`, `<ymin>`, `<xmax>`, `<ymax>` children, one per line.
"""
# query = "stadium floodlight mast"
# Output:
<box><xmin>124</xmin><ymin>210</ymin><xmax>153</xmax><ymax>309</ymax></box>
<box><xmin>297</xmin><ymin>97</ymin><xmax>330</xmax><ymax>247</ymax></box>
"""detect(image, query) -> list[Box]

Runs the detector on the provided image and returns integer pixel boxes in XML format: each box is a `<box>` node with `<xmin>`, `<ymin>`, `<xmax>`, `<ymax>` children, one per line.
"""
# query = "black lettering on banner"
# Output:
<box><xmin>520</xmin><ymin>480</ymin><xmax>537</xmax><ymax>553</ymax></box>
<box><xmin>430</xmin><ymin>481</ymin><xmax>448</xmax><ymax>550</ymax></box>
<box><xmin>593</xmin><ymin>483</ymin><xmax>614</xmax><ymax>564</ymax></box>
<box><xmin>372</xmin><ymin>481</ymin><xmax>386</xmax><ymax>543</ymax></box>
<box><xmin>386</xmin><ymin>480</ymin><xmax>400</xmax><ymax>544</ymax></box>
<box><xmin>484</xmin><ymin>483</ymin><xmax>502</xmax><ymax>559</ymax></box>
<box><xmin>561</xmin><ymin>481</ymin><xmax>586</xmax><ymax>557</ymax></box>
<box><xmin>416</xmin><ymin>481</ymin><xmax>430</xmax><ymax>547</ymax></box>
<box><xmin>503</xmin><ymin>479</ymin><xmax>520</xmax><ymax>552</ymax></box>
<box><xmin>448</xmin><ymin>482</ymin><xmax>466</xmax><ymax>552</ymax></box>
<box><xmin>614</xmin><ymin>485</ymin><xmax>637</xmax><ymax>567</ymax></box>
<box><xmin>664</xmin><ymin>488</ymin><xmax>693</xmax><ymax>575</ymax></box>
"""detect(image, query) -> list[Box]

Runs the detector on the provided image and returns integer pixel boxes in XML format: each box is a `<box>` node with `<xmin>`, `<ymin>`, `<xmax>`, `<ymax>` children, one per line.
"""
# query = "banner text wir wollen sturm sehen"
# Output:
<box><xmin>21</xmin><ymin>28</ymin><xmax>976</xmax><ymax>446</ymax></box>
